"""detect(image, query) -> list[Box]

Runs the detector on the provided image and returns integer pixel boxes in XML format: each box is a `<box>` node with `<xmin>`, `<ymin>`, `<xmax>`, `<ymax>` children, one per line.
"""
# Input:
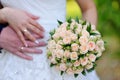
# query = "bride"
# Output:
<box><xmin>0</xmin><ymin>0</ymin><xmax>99</xmax><ymax>80</ymax></box>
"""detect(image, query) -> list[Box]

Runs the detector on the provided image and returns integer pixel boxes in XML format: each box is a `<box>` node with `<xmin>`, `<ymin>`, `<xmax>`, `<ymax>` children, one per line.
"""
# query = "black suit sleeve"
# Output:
<box><xmin>0</xmin><ymin>23</ymin><xmax>8</xmax><ymax>33</ymax></box>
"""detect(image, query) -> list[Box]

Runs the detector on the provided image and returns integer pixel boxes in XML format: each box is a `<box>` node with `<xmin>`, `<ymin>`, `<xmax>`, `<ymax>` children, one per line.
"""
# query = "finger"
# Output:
<box><xmin>24</xmin><ymin>11</ymin><xmax>39</xmax><ymax>20</ymax></box>
<box><xmin>21</xmin><ymin>28</ymin><xmax>36</xmax><ymax>42</ymax></box>
<box><xmin>20</xmin><ymin>47</ymin><xmax>42</xmax><ymax>54</ymax></box>
<box><xmin>15</xmin><ymin>51</ymin><xmax>33</xmax><ymax>60</ymax></box>
<box><xmin>16</xmin><ymin>30</ymin><xmax>28</xmax><ymax>47</ymax></box>
<box><xmin>25</xmin><ymin>33</ymin><xmax>41</xmax><ymax>40</ymax></box>
<box><xmin>33</xmin><ymin>34</ymin><xmax>41</xmax><ymax>39</ymax></box>
<box><xmin>29</xmin><ymin>19</ymin><xmax>45</xmax><ymax>31</ymax></box>
<box><xmin>26</xmin><ymin>24</ymin><xmax>44</xmax><ymax>38</ymax></box>
<box><xmin>27</xmin><ymin>41</ymin><xmax>47</xmax><ymax>47</ymax></box>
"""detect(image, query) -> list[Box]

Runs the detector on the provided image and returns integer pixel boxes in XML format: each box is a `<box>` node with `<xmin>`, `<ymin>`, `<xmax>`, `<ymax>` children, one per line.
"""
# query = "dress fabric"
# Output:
<box><xmin>0</xmin><ymin>0</ymin><xmax>100</xmax><ymax>80</ymax></box>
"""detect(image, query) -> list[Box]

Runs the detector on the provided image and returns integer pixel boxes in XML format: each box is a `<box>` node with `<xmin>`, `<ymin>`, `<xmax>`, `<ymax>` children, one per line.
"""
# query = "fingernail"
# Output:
<box><xmin>35</xmin><ymin>40</ymin><xmax>39</xmax><ymax>44</ymax></box>
<box><xmin>25</xmin><ymin>44</ymin><xmax>28</xmax><ymax>47</ymax></box>
<box><xmin>36</xmin><ymin>50</ymin><xmax>43</xmax><ymax>53</ymax></box>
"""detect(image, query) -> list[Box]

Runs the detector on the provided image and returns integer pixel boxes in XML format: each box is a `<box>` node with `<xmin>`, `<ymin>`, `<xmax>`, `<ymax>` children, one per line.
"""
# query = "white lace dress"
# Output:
<box><xmin>0</xmin><ymin>0</ymin><xmax>100</xmax><ymax>80</ymax></box>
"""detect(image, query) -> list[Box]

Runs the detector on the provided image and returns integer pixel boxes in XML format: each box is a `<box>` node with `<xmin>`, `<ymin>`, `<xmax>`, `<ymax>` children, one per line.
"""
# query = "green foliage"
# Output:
<box><xmin>95</xmin><ymin>0</ymin><xmax>120</xmax><ymax>36</ymax></box>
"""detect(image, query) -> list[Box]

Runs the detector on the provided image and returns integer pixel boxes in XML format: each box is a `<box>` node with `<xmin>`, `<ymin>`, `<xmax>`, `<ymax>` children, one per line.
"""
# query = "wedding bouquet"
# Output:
<box><xmin>47</xmin><ymin>18</ymin><xmax>105</xmax><ymax>77</ymax></box>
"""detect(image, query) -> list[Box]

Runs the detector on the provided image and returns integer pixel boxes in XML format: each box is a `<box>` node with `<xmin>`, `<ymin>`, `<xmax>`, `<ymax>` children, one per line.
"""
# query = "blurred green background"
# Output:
<box><xmin>66</xmin><ymin>0</ymin><xmax>120</xmax><ymax>80</ymax></box>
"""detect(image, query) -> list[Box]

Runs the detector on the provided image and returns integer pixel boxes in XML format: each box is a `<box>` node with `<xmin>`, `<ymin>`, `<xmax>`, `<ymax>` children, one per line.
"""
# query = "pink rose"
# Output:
<box><xmin>80</xmin><ymin>57</ymin><xmax>88</xmax><ymax>66</ymax></box>
<box><xmin>79</xmin><ymin>36</ymin><xmax>88</xmax><ymax>45</ymax></box>
<box><xmin>88</xmin><ymin>54</ymin><xmax>96</xmax><ymax>62</ymax></box>
<box><xmin>88</xmin><ymin>41</ymin><xmax>96</xmax><ymax>51</ymax></box>
<box><xmin>50</xmin><ymin>57</ymin><xmax>57</xmax><ymax>64</ymax></box>
<box><xmin>74</xmin><ymin>60</ymin><xmax>81</xmax><ymax>67</ymax></box>
<box><xmin>80</xmin><ymin>44</ymin><xmax>89</xmax><ymax>54</ymax></box>
<box><xmin>64</xmin><ymin>50</ymin><xmax>70</xmax><ymax>58</ymax></box>
<box><xmin>63</xmin><ymin>37</ymin><xmax>71</xmax><ymax>44</ymax></box>
<box><xmin>56</xmin><ymin>49</ymin><xmax>64</xmax><ymax>58</ymax></box>
<box><xmin>66</xmin><ymin>68</ymin><xmax>74</xmax><ymax>75</ymax></box>
<box><xmin>86</xmin><ymin>63</ymin><xmax>93</xmax><ymax>70</ymax></box>
<box><xmin>71</xmin><ymin>43</ymin><xmax>79</xmax><ymax>52</ymax></box>
<box><xmin>70</xmin><ymin>34</ymin><xmax>78</xmax><ymax>41</ymax></box>
<box><xmin>70</xmin><ymin>52</ymin><xmax>78</xmax><ymax>60</ymax></box>
<box><xmin>74</xmin><ymin>68</ymin><xmax>83</xmax><ymax>74</ymax></box>
<box><xmin>59</xmin><ymin>63</ymin><xmax>67</xmax><ymax>71</ymax></box>
<box><xmin>82</xmin><ymin>29</ymin><xmax>90</xmax><ymax>37</ymax></box>
<box><xmin>61</xmin><ymin>22</ymin><xmax>68</xmax><ymax>27</ymax></box>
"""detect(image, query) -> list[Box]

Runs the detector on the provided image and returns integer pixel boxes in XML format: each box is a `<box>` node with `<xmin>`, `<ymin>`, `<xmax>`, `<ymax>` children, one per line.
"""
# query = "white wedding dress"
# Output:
<box><xmin>0</xmin><ymin>0</ymin><xmax>100</xmax><ymax>80</ymax></box>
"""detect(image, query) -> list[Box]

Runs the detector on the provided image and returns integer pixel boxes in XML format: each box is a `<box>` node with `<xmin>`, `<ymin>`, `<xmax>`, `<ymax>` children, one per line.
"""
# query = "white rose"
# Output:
<box><xmin>70</xmin><ymin>52</ymin><xmax>78</xmax><ymax>60</ymax></box>
<box><xmin>56</xmin><ymin>44</ymin><xmax>62</xmax><ymax>49</ymax></box>
<box><xmin>70</xmin><ymin>34</ymin><xmax>78</xmax><ymax>41</ymax></box>
<box><xmin>88</xmin><ymin>41</ymin><xmax>96</xmax><ymax>51</ymax></box>
<box><xmin>76</xmin><ymin>24</ymin><xmax>82</xmax><ymax>34</ymax></box>
<box><xmin>74</xmin><ymin>68</ymin><xmax>83</xmax><ymax>74</ymax></box>
<box><xmin>71</xmin><ymin>43</ymin><xmax>79</xmax><ymax>52</ymax></box>
<box><xmin>48</xmin><ymin>40</ymin><xmax>56</xmax><ymax>49</ymax></box>
<box><xmin>64</xmin><ymin>50</ymin><xmax>70</xmax><ymax>58</ymax></box>
<box><xmin>59</xmin><ymin>31</ymin><xmax>66</xmax><ymax>38</ymax></box>
<box><xmin>74</xmin><ymin>60</ymin><xmax>81</xmax><ymax>67</ymax></box>
<box><xmin>82</xmin><ymin>25</ymin><xmax>87</xmax><ymax>30</ymax></box>
<box><xmin>70</xmin><ymin>20</ymin><xmax>76</xmax><ymax>30</ymax></box>
<box><xmin>88</xmin><ymin>54</ymin><xmax>96</xmax><ymax>62</ymax></box>
<box><xmin>91</xmin><ymin>25</ymin><xmax>96</xmax><ymax>30</ymax></box>
<box><xmin>92</xmin><ymin>31</ymin><xmax>101</xmax><ymax>38</ymax></box>
<box><xmin>56</xmin><ymin>49</ymin><xmax>64</xmax><ymax>58</ymax></box>
<box><xmin>63</xmin><ymin>37</ymin><xmax>71</xmax><ymax>44</ymax></box>
<box><xmin>57</xmin><ymin>40</ymin><xmax>64</xmax><ymax>45</ymax></box>
<box><xmin>82</xmin><ymin>29</ymin><xmax>90</xmax><ymax>37</ymax></box>
<box><xmin>96</xmin><ymin>39</ymin><xmax>104</xmax><ymax>47</ymax></box>
<box><xmin>52</xmin><ymin>33</ymin><xmax>60</xmax><ymax>39</ymax></box>
<box><xmin>79</xmin><ymin>36</ymin><xmax>88</xmax><ymax>45</ymax></box>
<box><xmin>66</xmin><ymin>30</ymin><xmax>73</xmax><ymax>36</ymax></box>
<box><xmin>86</xmin><ymin>62</ymin><xmax>93</xmax><ymax>70</ymax></box>
<box><xmin>66</xmin><ymin>68</ymin><xmax>74</xmax><ymax>75</ymax></box>
<box><xmin>80</xmin><ymin>44</ymin><xmax>89</xmax><ymax>54</ymax></box>
<box><xmin>80</xmin><ymin>57</ymin><xmax>88</xmax><ymax>66</ymax></box>
<box><xmin>50</xmin><ymin>57</ymin><xmax>57</xmax><ymax>64</ymax></box>
<box><xmin>60</xmin><ymin>22</ymin><xmax>68</xmax><ymax>28</ymax></box>
<box><xmin>96</xmin><ymin>51</ymin><xmax>102</xmax><ymax>57</ymax></box>
<box><xmin>59</xmin><ymin>63</ymin><xmax>67</xmax><ymax>71</ymax></box>
<box><xmin>96</xmin><ymin>39</ymin><xmax>105</xmax><ymax>52</ymax></box>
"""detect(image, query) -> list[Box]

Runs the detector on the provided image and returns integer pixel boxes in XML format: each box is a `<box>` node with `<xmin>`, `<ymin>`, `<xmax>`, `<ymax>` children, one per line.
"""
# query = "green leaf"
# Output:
<box><xmin>74</xmin><ymin>74</ymin><xmax>79</xmax><ymax>78</ymax></box>
<box><xmin>90</xmin><ymin>32</ymin><xmax>99</xmax><ymax>36</ymax></box>
<box><xmin>57</xmin><ymin>20</ymin><xmax>63</xmax><ymax>25</ymax></box>
<box><xmin>50</xmin><ymin>63</ymin><xmax>55</xmax><ymax>67</ymax></box>
<box><xmin>87</xmin><ymin>67</ymin><xmax>95</xmax><ymax>73</ymax></box>
<box><xmin>47</xmin><ymin>52</ymin><xmax>52</xmax><ymax>57</ymax></box>
<box><xmin>67</xmin><ymin>24</ymin><xmax>70</xmax><ymax>30</ymax></box>
<box><xmin>61</xmin><ymin>71</ymin><xmax>64</xmax><ymax>75</ymax></box>
<box><xmin>49</xmin><ymin>29</ymin><xmax>55</xmax><ymax>36</ymax></box>
<box><xmin>67</xmin><ymin>17</ymin><xmax>72</xmax><ymax>23</ymax></box>
<box><xmin>104</xmin><ymin>41</ymin><xmax>107</xmax><ymax>44</ymax></box>
<box><xmin>82</xmin><ymin>70</ymin><xmax>86</xmax><ymax>76</ymax></box>
<box><xmin>75</xmin><ymin>17</ymin><xmax>79</xmax><ymax>23</ymax></box>
<box><xmin>87</xmin><ymin>24</ymin><xmax>91</xmax><ymax>33</ymax></box>
<box><xmin>82</xmin><ymin>21</ymin><xmax>86</xmax><ymax>25</ymax></box>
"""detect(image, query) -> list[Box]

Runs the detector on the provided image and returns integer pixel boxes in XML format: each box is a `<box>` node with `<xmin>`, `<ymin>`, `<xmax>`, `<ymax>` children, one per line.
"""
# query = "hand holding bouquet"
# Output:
<box><xmin>47</xmin><ymin>18</ymin><xmax>105</xmax><ymax>77</ymax></box>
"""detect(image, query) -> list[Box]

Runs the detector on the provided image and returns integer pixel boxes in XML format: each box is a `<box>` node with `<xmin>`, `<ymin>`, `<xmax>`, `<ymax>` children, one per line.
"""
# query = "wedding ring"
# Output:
<box><xmin>23</xmin><ymin>29</ymin><xmax>28</xmax><ymax>33</ymax></box>
<box><xmin>19</xmin><ymin>47</ymin><xmax>24</xmax><ymax>51</ymax></box>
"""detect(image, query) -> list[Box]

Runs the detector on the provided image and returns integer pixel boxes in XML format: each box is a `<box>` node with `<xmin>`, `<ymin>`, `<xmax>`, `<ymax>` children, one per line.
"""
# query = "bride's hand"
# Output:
<box><xmin>0</xmin><ymin>27</ymin><xmax>46</xmax><ymax>60</ymax></box>
<box><xmin>0</xmin><ymin>7</ymin><xmax>44</xmax><ymax>47</ymax></box>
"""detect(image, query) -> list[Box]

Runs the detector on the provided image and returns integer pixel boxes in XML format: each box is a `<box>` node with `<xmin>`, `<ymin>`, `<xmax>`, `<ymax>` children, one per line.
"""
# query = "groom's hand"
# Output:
<box><xmin>0</xmin><ymin>27</ymin><xmax>46</xmax><ymax>60</ymax></box>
